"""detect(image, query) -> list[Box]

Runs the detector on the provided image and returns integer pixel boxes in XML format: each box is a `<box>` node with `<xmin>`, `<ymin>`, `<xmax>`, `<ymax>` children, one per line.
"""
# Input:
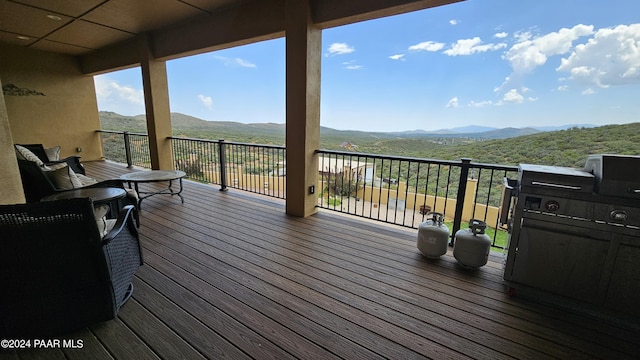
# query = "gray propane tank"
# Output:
<box><xmin>453</xmin><ymin>219</ymin><xmax>491</xmax><ymax>268</ymax></box>
<box><xmin>417</xmin><ymin>212</ymin><xmax>450</xmax><ymax>258</ymax></box>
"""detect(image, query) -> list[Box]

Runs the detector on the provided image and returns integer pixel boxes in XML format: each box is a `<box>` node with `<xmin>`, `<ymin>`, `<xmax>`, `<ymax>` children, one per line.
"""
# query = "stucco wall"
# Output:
<box><xmin>0</xmin><ymin>78</ymin><xmax>26</xmax><ymax>204</ymax></box>
<box><xmin>0</xmin><ymin>44</ymin><xmax>103</xmax><ymax>161</ymax></box>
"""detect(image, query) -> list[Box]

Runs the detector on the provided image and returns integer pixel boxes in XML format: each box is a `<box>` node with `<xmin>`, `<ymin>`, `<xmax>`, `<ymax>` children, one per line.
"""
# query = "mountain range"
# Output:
<box><xmin>99</xmin><ymin>111</ymin><xmax>594</xmax><ymax>140</ymax></box>
<box><xmin>99</xmin><ymin>111</ymin><xmax>639</xmax><ymax>168</ymax></box>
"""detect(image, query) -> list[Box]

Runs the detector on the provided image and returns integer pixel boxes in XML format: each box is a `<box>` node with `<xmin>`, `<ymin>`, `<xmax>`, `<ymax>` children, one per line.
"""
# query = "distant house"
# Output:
<box><xmin>318</xmin><ymin>155</ymin><xmax>373</xmax><ymax>183</ymax></box>
<box><xmin>340</xmin><ymin>142</ymin><xmax>359</xmax><ymax>150</ymax></box>
<box><xmin>274</xmin><ymin>157</ymin><xmax>374</xmax><ymax>181</ymax></box>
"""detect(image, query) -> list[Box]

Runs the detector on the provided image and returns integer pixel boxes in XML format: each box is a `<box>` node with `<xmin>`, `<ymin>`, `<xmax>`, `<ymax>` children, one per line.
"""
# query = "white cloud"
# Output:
<box><xmin>326</xmin><ymin>42</ymin><xmax>355</xmax><ymax>56</ymax></box>
<box><xmin>582</xmin><ymin>88</ymin><xmax>596</xmax><ymax>95</ymax></box>
<box><xmin>558</xmin><ymin>85</ymin><xmax>569</xmax><ymax>91</ymax></box>
<box><xmin>389</xmin><ymin>54</ymin><xmax>405</xmax><ymax>61</ymax></box>
<box><xmin>469</xmin><ymin>100</ymin><xmax>494</xmax><ymax>108</ymax></box>
<box><xmin>557</xmin><ymin>24</ymin><xmax>640</xmax><ymax>87</ymax></box>
<box><xmin>93</xmin><ymin>75</ymin><xmax>145</xmax><ymax>115</ymax></box>
<box><xmin>515</xmin><ymin>31</ymin><xmax>533</xmax><ymax>42</ymax></box>
<box><xmin>235</xmin><ymin>58</ymin><xmax>256</xmax><ymax>68</ymax></box>
<box><xmin>94</xmin><ymin>76</ymin><xmax>144</xmax><ymax>105</ymax></box>
<box><xmin>342</xmin><ymin>61</ymin><xmax>363</xmax><ymax>70</ymax></box>
<box><xmin>494</xmin><ymin>32</ymin><xmax>508</xmax><ymax>39</ymax></box>
<box><xmin>503</xmin><ymin>24</ymin><xmax>595</xmax><ymax>74</ymax></box>
<box><xmin>408</xmin><ymin>41</ymin><xmax>445</xmax><ymax>52</ymax></box>
<box><xmin>443</xmin><ymin>37</ymin><xmax>507</xmax><ymax>56</ymax></box>
<box><xmin>213</xmin><ymin>55</ymin><xmax>256</xmax><ymax>68</ymax></box>
<box><xmin>446</xmin><ymin>97</ymin><xmax>459</xmax><ymax>108</ymax></box>
<box><xmin>449</xmin><ymin>19</ymin><xmax>458</xmax><ymax>25</ymax></box>
<box><xmin>198</xmin><ymin>95</ymin><xmax>213</xmax><ymax>109</ymax></box>
<box><xmin>502</xmin><ymin>89</ymin><xmax>525</xmax><ymax>103</ymax></box>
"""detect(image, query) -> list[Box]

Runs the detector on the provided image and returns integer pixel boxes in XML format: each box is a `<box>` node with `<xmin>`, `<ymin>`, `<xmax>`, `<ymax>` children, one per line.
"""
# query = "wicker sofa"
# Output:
<box><xmin>0</xmin><ymin>198</ymin><xmax>143</xmax><ymax>337</ymax></box>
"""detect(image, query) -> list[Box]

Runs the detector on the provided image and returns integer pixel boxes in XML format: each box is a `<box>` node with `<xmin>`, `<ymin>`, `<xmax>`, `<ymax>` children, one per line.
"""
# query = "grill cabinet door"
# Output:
<box><xmin>510</xmin><ymin>218</ymin><xmax>610</xmax><ymax>303</ymax></box>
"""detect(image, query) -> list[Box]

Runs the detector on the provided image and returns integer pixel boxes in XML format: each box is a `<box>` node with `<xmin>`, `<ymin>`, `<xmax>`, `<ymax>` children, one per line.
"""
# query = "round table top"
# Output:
<box><xmin>119</xmin><ymin>170</ymin><xmax>186</xmax><ymax>183</ymax></box>
<box><xmin>41</xmin><ymin>187</ymin><xmax>126</xmax><ymax>203</ymax></box>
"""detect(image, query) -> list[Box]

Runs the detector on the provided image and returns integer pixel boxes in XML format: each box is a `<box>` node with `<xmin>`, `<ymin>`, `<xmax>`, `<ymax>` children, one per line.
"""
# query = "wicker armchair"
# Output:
<box><xmin>17</xmin><ymin>159</ymin><xmax>132</xmax><ymax>203</ymax></box>
<box><xmin>16</xmin><ymin>143</ymin><xmax>85</xmax><ymax>174</ymax></box>
<box><xmin>0</xmin><ymin>198</ymin><xmax>143</xmax><ymax>337</ymax></box>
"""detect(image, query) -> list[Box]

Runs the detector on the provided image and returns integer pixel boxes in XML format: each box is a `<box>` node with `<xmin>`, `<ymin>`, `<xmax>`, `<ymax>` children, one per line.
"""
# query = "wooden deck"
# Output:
<box><xmin>4</xmin><ymin>160</ymin><xmax>639</xmax><ymax>360</ymax></box>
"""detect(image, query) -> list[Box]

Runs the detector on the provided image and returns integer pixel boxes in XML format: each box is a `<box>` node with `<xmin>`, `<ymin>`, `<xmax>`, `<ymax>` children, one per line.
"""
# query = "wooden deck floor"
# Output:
<box><xmin>4</xmin><ymin>160</ymin><xmax>639</xmax><ymax>359</ymax></box>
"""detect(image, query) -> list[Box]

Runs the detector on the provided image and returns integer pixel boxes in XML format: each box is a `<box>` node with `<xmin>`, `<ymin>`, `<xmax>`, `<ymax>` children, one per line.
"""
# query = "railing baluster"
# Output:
<box><xmin>123</xmin><ymin>131</ymin><xmax>132</xmax><ymax>168</ymax></box>
<box><xmin>218</xmin><ymin>139</ymin><xmax>228</xmax><ymax>191</ymax></box>
<box><xmin>451</xmin><ymin>158</ymin><xmax>472</xmax><ymax>245</ymax></box>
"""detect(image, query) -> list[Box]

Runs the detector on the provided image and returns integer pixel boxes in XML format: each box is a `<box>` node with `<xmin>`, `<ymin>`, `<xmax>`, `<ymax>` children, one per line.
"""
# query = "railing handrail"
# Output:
<box><xmin>168</xmin><ymin>136</ymin><xmax>285</xmax><ymax>150</ymax></box>
<box><xmin>97</xmin><ymin>129</ymin><xmax>148</xmax><ymax>136</ymax></box>
<box><xmin>317</xmin><ymin>148</ymin><xmax>519</xmax><ymax>171</ymax></box>
<box><xmin>318</xmin><ymin>148</ymin><xmax>462</xmax><ymax>166</ymax></box>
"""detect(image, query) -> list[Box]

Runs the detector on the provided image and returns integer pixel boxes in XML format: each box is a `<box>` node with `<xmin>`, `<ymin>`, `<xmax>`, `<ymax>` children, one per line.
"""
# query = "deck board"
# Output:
<box><xmin>5</xmin><ymin>160</ymin><xmax>639</xmax><ymax>360</ymax></box>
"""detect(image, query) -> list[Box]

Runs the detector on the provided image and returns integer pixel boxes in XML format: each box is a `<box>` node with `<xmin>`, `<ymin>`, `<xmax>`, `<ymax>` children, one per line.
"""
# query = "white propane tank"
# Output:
<box><xmin>417</xmin><ymin>212</ymin><xmax>450</xmax><ymax>258</ymax></box>
<box><xmin>453</xmin><ymin>219</ymin><xmax>492</xmax><ymax>268</ymax></box>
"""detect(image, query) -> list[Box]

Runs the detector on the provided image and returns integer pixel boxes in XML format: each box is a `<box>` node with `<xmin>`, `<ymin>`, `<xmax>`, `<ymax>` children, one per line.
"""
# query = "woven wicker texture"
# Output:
<box><xmin>0</xmin><ymin>198</ymin><xmax>143</xmax><ymax>337</ymax></box>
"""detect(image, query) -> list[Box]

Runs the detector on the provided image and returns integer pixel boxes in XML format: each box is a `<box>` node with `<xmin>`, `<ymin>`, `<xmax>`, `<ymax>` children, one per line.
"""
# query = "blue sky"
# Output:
<box><xmin>94</xmin><ymin>0</ymin><xmax>640</xmax><ymax>132</ymax></box>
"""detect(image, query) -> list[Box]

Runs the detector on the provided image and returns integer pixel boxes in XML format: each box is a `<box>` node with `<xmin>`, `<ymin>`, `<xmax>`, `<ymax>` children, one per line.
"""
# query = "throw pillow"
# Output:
<box><xmin>44</xmin><ymin>146</ymin><xmax>61</xmax><ymax>161</ymax></box>
<box><xmin>44</xmin><ymin>164</ymin><xmax>84</xmax><ymax>190</ymax></box>
<box><xmin>15</xmin><ymin>145</ymin><xmax>45</xmax><ymax>167</ymax></box>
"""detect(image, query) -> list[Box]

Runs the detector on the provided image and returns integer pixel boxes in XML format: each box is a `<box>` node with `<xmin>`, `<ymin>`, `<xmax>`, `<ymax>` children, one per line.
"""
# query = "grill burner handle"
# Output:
<box><xmin>530</xmin><ymin>181</ymin><xmax>582</xmax><ymax>190</ymax></box>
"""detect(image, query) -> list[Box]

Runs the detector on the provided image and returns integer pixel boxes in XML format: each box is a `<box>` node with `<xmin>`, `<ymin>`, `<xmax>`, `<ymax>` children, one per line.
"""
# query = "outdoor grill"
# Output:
<box><xmin>503</xmin><ymin>154</ymin><xmax>640</xmax><ymax>319</ymax></box>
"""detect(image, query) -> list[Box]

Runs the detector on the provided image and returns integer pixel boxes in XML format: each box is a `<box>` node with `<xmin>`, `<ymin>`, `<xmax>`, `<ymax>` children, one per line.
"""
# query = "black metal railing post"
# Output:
<box><xmin>218</xmin><ymin>139</ymin><xmax>228</xmax><ymax>191</ymax></box>
<box><xmin>450</xmin><ymin>158</ymin><xmax>472</xmax><ymax>245</ymax></box>
<box><xmin>123</xmin><ymin>131</ymin><xmax>133</xmax><ymax>168</ymax></box>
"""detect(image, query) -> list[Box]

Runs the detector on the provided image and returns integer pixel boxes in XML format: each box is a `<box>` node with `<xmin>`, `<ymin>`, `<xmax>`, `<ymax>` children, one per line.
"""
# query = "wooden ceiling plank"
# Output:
<box><xmin>80</xmin><ymin>0</ymin><xmax>210</xmax><ymax>34</ymax></box>
<box><xmin>9</xmin><ymin>0</ymin><xmax>106</xmax><ymax>18</ymax></box>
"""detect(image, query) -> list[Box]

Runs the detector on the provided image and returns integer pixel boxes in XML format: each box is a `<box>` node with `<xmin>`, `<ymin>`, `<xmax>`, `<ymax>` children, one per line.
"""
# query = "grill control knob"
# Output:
<box><xmin>545</xmin><ymin>200</ymin><xmax>560</xmax><ymax>212</ymax></box>
<box><xmin>610</xmin><ymin>210</ymin><xmax>628</xmax><ymax>222</ymax></box>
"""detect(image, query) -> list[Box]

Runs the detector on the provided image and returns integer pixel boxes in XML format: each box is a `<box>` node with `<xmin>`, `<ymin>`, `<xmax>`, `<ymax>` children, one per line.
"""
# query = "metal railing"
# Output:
<box><xmin>98</xmin><ymin>130</ymin><xmax>518</xmax><ymax>248</ymax></box>
<box><xmin>98</xmin><ymin>130</ymin><xmax>151</xmax><ymax>169</ymax></box>
<box><xmin>170</xmin><ymin>137</ymin><xmax>286</xmax><ymax>199</ymax></box>
<box><xmin>316</xmin><ymin>150</ymin><xmax>518</xmax><ymax>248</ymax></box>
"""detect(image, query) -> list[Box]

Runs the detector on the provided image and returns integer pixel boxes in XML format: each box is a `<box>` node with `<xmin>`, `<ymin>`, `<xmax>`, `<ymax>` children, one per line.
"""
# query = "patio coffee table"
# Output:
<box><xmin>41</xmin><ymin>187</ymin><xmax>126</xmax><ymax>218</ymax></box>
<box><xmin>120</xmin><ymin>170</ymin><xmax>186</xmax><ymax>209</ymax></box>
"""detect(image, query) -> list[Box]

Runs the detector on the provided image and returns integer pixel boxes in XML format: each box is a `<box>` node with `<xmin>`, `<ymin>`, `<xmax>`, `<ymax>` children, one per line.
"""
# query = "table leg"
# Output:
<box><xmin>169</xmin><ymin>178</ymin><xmax>185</xmax><ymax>204</ymax></box>
<box><xmin>134</xmin><ymin>177</ymin><xmax>185</xmax><ymax>209</ymax></box>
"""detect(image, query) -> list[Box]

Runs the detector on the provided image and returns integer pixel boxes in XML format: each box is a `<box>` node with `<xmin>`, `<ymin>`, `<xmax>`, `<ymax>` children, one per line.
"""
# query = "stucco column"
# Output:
<box><xmin>285</xmin><ymin>0</ymin><xmax>321</xmax><ymax>217</ymax></box>
<box><xmin>0</xmin><ymin>78</ymin><xmax>26</xmax><ymax>204</ymax></box>
<box><xmin>139</xmin><ymin>35</ymin><xmax>173</xmax><ymax>170</ymax></box>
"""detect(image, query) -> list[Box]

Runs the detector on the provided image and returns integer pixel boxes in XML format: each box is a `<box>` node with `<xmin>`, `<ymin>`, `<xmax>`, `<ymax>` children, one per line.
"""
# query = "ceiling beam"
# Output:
<box><xmin>311</xmin><ymin>0</ymin><xmax>464</xmax><ymax>28</ymax></box>
<box><xmin>152</xmin><ymin>0</ymin><xmax>285</xmax><ymax>61</ymax></box>
<box><xmin>80</xmin><ymin>37</ymin><xmax>140</xmax><ymax>75</ymax></box>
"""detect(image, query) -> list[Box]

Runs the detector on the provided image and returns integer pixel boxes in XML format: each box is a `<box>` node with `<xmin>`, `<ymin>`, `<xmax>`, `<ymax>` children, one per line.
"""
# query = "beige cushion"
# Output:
<box><xmin>76</xmin><ymin>173</ymin><xmax>98</xmax><ymax>186</ymax></box>
<box><xmin>44</xmin><ymin>164</ymin><xmax>84</xmax><ymax>190</ymax></box>
<box><xmin>125</xmin><ymin>188</ymin><xmax>139</xmax><ymax>201</ymax></box>
<box><xmin>15</xmin><ymin>145</ymin><xmax>44</xmax><ymax>167</ymax></box>
<box><xmin>44</xmin><ymin>146</ymin><xmax>61</xmax><ymax>161</ymax></box>
<box><xmin>94</xmin><ymin>205</ymin><xmax>116</xmax><ymax>238</ymax></box>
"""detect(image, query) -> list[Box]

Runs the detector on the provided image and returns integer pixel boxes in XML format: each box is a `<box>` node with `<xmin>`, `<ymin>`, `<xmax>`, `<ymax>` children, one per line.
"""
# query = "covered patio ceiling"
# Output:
<box><xmin>0</xmin><ymin>0</ymin><xmax>462</xmax><ymax>72</ymax></box>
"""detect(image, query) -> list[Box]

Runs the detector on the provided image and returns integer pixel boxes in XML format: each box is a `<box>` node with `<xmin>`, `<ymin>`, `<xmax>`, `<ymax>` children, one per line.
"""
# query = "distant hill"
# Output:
<box><xmin>439</xmin><ymin>125</ymin><xmax>499</xmax><ymax>133</ymax></box>
<box><xmin>532</xmin><ymin>124</ymin><xmax>596</xmax><ymax>132</ymax></box>
<box><xmin>99</xmin><ymin>111</ymin><xmax>638</xmax><ymax>167</ymax></box>
<box><xmin>392</xmin><ymin>127</ymin><xmax>541</xmax><ymax>139</ymax></box>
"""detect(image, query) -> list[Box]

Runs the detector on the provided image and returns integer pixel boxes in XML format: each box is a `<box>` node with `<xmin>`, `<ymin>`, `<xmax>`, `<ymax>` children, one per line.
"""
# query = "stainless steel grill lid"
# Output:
<box><xmin>518</xmin><ymin>164</ymin><xmax>594</xmax><ymax>194</ymax></box>
<box><xmin>584</xmin><ymin>154</ymin><xmax>640</xmax><ymax>199</ymax></box>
